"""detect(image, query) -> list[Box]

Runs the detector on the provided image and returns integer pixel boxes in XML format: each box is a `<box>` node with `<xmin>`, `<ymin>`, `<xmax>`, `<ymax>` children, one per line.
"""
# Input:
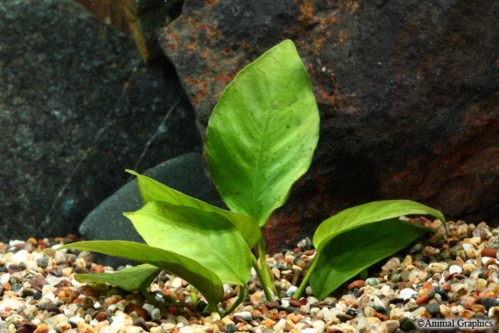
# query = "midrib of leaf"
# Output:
<box><xmin>251</xmin><ymin>104</ymin><xmax>272</xmax><ymax>223</ymax></box>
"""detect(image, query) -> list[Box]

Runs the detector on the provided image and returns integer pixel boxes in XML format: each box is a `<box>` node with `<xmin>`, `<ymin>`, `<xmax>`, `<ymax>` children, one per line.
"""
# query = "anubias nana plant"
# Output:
<box><xmin>60</xmin><ymin>40</ymin><xmax>446</xmax><ymax>315</ymax></box>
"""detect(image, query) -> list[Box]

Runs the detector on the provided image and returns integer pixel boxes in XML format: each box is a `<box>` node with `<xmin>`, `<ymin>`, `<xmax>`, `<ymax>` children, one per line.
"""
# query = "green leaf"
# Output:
<box><xmin>58</xmin><ymin>241</ymin><xmax>223</xmax><ymax>310</ymax></box>
<box><xmin>74</xmin><ymin>264</ymin><xmax>161</xmax><ymax>292</ymax></box>
<box><xmin>309</xmin><ymin>200</ymin><xmax>446</xmax><ymax>299</ymax></box>
<box><xmin>205</xmin><ymin>39</ymin><xmax>319</xmax><ymax>226</ymax></box>
<box><xmin>313</xmin><ymin>200</ymin><xmax>446</xmax><ymax>249</ymax></box>
<box><xmin>126</xmin><ymin>170</ymin><xmax>261</xmax><ymax>248</ymax></box>
<box><xmin>124</xmin><ymin>201</ymin><xmax>252</xmax><ymax>285</ymax></box>
<box><xmin>310</xmin><ymin>219</ymin><xmax>430</xmax><ymax>299</ymax></box>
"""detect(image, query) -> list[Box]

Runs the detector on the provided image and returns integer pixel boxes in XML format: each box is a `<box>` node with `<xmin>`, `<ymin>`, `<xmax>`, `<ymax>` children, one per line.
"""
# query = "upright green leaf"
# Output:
<box><xmin>124</xmin><ymin>201</ymin><xmax>252</xmax><ymax>285</ymax></box>
<box><xmin>205</xmin><ymin>39</ymin><xmax>319</xmax><ymax>226</ymax></box>
<box><xmin>75</xmin><ymin>264</ymin><xmax>161</xmax><ymax>292</ymax></box>
<box><xmin>58</xmin><ymin>241</ymin><xmax>223</xmax><ymax>310</ymax></box>
<box><xmin>127</xmin><ymin>170</ymin><xmax>261</xmax><ymax>248</ymax></box>
<box><xmin>306</xmin><ymin>200</ymin><xmax>446</xmax><ymax>299</ymax></box>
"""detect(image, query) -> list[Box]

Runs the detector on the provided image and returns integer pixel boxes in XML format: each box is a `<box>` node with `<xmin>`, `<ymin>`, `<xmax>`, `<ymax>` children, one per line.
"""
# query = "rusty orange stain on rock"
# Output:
<box><xmin>338</xmin><ymin>30</ymin><xmax>348</xmax><ymax>45</ymax></box>
<box><xmin>197</xmin><ymin>22</ymin><xmax>220</xmax><ymax>39</ymax></box>
<box><xmin>299</xmin><ymin>0</ymin><xmax>315</xmax><ymax>26</ymax></box>
<box><xmin>164</xmin><ymin>31</ymin><xmax>179</xmax><ymax>51</ymax></box>
<box><xmin>184</xmin><ymin>77</ymin><xmax>208</xmax><ymax>107</ymax></box>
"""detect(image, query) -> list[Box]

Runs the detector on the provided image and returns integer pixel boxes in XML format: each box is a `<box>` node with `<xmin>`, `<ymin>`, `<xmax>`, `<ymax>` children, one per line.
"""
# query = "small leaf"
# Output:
<box><xmin>124</xmin><ymin>201</ymin><xmax>252</xmax><ymax>285</ymax></box>
<box><xmin>205</xmin><ymin>39</ymin><xmax>320</xmax><ymax>226</ymax></box>
<box><xmin>59</xmin><ymin>241</ymin><xmax>223</xmax><ymax>310</ymax></box>
<box><xmin>75</xmin><ymin>264</ymin><xmax>161</xmax><ymax>292</ymax></box>
<box><xmin>126</xmin><ymin>170</ymin><xmax>261</xmax><ymax>248</ymax></box>
<box><xmin>309</xmin><ymin>200</ymin><xmax>445</xmax><ymax>298</ymax></box>
<box><xmin>313</xmin><ymin>200</ymin><xmax>446</xmax><ymax>250</ymax></box>
<box><xmin>310</xmin><ymin>218</ymin><xmax>430</xmax><ymax>299</ymax></box>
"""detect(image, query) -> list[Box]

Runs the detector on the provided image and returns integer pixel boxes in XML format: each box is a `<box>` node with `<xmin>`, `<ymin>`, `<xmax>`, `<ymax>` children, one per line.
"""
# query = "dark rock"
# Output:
<box><xmin>158</xmin><ymin>0</ymin><xmax>499</xmax><ymax>252</ymax></box>
<box><xmin>481</xmin><ymin>297</ymin><xmax>497</xmax><ymax>310</ymax></box>
<box><xmin>0</xmin><ymin>0</ymin><xmax>199</xmax><ymax>241</ymax></box>
<box><xmin>15</xmin><ymin>323</ymin><xmax>37</xmax><ymax>333</ymax></box>
<box><xmin>425</xmin><ymin>302</ymin><xmax>441</xmax><ymax>317</ymax></box>
<box><xmin>79</xmin><ymin>152</ymin><xmax>223</xmax><ymax>266</ymax></box>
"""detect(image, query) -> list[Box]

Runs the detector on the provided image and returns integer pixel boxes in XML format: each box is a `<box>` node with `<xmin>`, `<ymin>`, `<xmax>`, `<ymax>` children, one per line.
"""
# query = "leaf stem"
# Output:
<box><xmin>294</xmin><ymin>252</ymin><xmax>319</xmax><ymax>299</ymax></box>
<box><xmin>251</xmin><ymin>253</ymin><xmax>273</xmax><ymax>301</ymax></box>
<box><xmin>221</xmin><ymin>284</ymin><xmax>247</xmax><ymax>317</ymax></box>
<box><xmin>254</xmin><ymin>238</ymin><xmax>277</xmax><ymax>300</ymax></box>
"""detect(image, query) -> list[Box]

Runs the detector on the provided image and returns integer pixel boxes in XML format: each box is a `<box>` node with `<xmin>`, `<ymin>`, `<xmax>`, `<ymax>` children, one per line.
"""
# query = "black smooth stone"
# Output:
<box><xmin>482</xmin><ymin>297</ymin><xmax>497</xmax><ymax>310</ymax></box>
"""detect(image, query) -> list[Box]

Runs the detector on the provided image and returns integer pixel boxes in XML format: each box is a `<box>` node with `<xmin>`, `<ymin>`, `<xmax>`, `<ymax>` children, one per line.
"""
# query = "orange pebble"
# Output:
<box><xmin>416</xmin><ymin>295</ymin><xmax>431</xmax><ymax>305</ymax></box>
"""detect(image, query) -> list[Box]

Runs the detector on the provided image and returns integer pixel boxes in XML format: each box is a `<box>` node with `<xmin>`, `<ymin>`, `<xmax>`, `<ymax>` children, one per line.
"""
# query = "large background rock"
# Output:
<box><xmin>159</xmin><ymin>0</ymin><xmax>498</xmax><ymax>251</ymax></box>
<box><xmin>0</xmin><ymin>0</ymin><xmax>199</xmax><ymax>241</ymax></box>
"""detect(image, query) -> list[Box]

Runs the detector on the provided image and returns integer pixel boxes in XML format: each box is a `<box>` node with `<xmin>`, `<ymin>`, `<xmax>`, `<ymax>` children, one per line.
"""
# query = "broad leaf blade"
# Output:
<box><xmin>308</xmin><ymin>200</ymin><xmax>445</xmax><ymax>299</ymax></box>
<box><xmin>205</xmin><ymin>39</ymin><xmax>320</xmax><ymax>226</ymax></box>
<box><xmin>310</xmin><ymin>219</ymin><xmax>430</xmax><ymax>299</ymax></box>
<box><xmin>313</xmin><ymin>200</ymin><xmax>446</xmax><ymax>249</ymax></box>
<box><xmin>59</xmin><ymin>241</ymin><xmax>223</xmax><ymax>309</ymax></box>
<box><xmin>126</xmin><ymin>170</ymin><xmax>261</xmax><ymax>248</ymax></box>
<box><xmin>124</xmin><ymin>201</ymin><xmax>251</xmax><ymax>285</ymax></box>
<box><xmin>75</xmin><ymin>264</ymin><xmax>161</xmax><ymax>292</ymax></box>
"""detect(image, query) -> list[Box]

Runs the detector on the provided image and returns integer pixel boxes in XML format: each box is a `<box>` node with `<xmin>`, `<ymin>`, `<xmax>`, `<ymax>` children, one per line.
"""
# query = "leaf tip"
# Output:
<box><xmin>125</xmin><ymin>169</ymin><xmax>140</xmax><ymax>177</ymax></box>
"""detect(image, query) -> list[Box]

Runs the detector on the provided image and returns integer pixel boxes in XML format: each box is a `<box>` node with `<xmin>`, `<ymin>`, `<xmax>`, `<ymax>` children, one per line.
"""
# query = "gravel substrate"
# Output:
<box><xmin>1</xmin><ymin>218</ymin><xmax>499</xmax><ymax>333</ymax></box>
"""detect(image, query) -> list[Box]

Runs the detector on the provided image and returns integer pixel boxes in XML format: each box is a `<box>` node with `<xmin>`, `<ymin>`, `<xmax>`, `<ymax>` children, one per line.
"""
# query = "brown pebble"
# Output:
<box><xmin>471</xmin><ymin>304</ymin><xmax>486</xmax><ymax>313</ymax></box>
<box><xmin>94</xmin><ymin>311</ymin><xmax>108</xmax><ymax>322</ymax></box>
<box><xmin>16</xmin><ymin>322</ymin><xmax>37</xmax><ymax>333</ymax></box>
<box><xmin>348</xmin><ymin>280</ymin><xmax>365</xmax><ymax>290</ymax></box>
<box><xmin>481</xmin><ymin>248</ymin><xmax>497</xmax><ymax>258</ymax></box>
<box><xmin>104</xmin><ymin>294</ymin><xmax>123</xmax><ymax>307</ymax></box>
<box><xmin>29</xmin><ymin>275</ymin><xmax>48</xmax><ymax>291</ymax></box>
<box><xmin>132</xmin><ymin>318</ymin><xmax>150</xmax><ymax>331</ymax></box>
<box><xmin>125</xmin><ymin>303</ymin><xmax>149</xmax><ymax>319</ymax></box>
<box><xmin>416</xmin><ymin>295</ymin><xmax>430</xmax><ymax>305</ymax></box>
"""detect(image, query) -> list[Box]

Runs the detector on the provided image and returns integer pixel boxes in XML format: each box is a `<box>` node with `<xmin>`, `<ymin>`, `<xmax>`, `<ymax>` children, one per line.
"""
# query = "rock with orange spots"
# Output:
<box><xmin>159</xmin><ymin>0</ymin><xmax>498</xmax><ymax>252</ymax></box>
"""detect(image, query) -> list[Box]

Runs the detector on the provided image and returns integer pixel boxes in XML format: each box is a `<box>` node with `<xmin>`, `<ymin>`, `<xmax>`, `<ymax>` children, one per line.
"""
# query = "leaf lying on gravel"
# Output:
<box><xmin>305</xmin><ymin>200</ymin><xmax>446</xmax><ymax>299</ymax></box>
<box><xmin>59</xmin><ymin>241</ymin><xmax>223</xmax><ymax>310</ymax></box>
<box><xmin>127</xmin><ymin>170</ymin><xmax>261</xmax><ymax>248</ymax></box>
<box><xmin>74</xmin><ymin>264</ymin><xmax>161</xmax><ymax>292</ymax></box>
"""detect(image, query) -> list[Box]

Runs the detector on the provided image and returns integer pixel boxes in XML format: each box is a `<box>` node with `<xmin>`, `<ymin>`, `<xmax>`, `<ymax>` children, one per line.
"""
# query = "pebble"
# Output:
<box><xmin>399</xmin><ymin>288</ymin><xmax>417</xmax><ymax>300</ymax></box>
<box><xmin>0</xmin><ymin>220</ymin><xmax>498</xmax><ymax>333</ymax></box>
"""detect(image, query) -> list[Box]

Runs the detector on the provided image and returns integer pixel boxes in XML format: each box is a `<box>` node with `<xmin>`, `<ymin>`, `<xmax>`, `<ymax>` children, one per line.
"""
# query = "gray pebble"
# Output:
<box><xmin>36</xmin><ymin>256</ymin><xmax>49</xmax><ymax>269</ymax></box>
<box><xmin>425</xmin><ymin>302</ymin><xmax>440</xmax><ymax>316</ymax></box>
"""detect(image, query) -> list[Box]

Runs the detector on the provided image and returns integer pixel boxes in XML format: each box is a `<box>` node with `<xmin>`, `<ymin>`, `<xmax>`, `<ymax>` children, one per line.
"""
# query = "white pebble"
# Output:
<box><xmin>171</xmin><ymin>277</ymin><xmax>183</xmax><ymax>288</ymax></box>
<box><xmin>179</xmin><ymin>327</ymin><xmax>194</xmax><ymax>333</ymax></box>
<box><xmin>399</xmin><ymin>288</ymin><xmax>418</xmax><ymax>300</ymax></box>
<box><xmin>286</xmin><ymin>285</ymin><xmax>298</xmax><ymax>297</ymax></box>
<box><xmin>0</xmin><ymin>273</ymin><xmax>11</xmax><ymax>285</ymax></box>
<box><xmin>8</xmin><ymin>240</ymin><xmax>25</xmax><ymax>247</ymax></box>
<box><xmin>233</xmin><ymin>311</ymin><xmax>252</xmax><ymax>321</ymax></box>
<box><xmin>449</xmin><ymin>265</ymin><xmax>463</xmax><ymax>274</ymax></box>
<box><xmin>313</xmin><ymin>320</ymin><xmax>325</xmax><ymax>333</ymax></box>
<box><xmin>11</xmin><ymin>250</ymin><xmax>28</xmax><ymax>264</ymax></box>
<box><xmin>274</xmin><ymin>319</ymin><xmax>286</xmax><ymax>330</ymax></box>
<box><xmin>462</xmin><ymin>243</ymin><xmax>474</xmax><ymax>251</ymax></box>
<box><xmin>482</xmin><ymin>257</ymin><xmax>498</xmax><ymax>265</ymax></box>
<box><xmin>301</xmin><ymin>329</ymin><xmax>317</xmax><ymax>333</ymax></box>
